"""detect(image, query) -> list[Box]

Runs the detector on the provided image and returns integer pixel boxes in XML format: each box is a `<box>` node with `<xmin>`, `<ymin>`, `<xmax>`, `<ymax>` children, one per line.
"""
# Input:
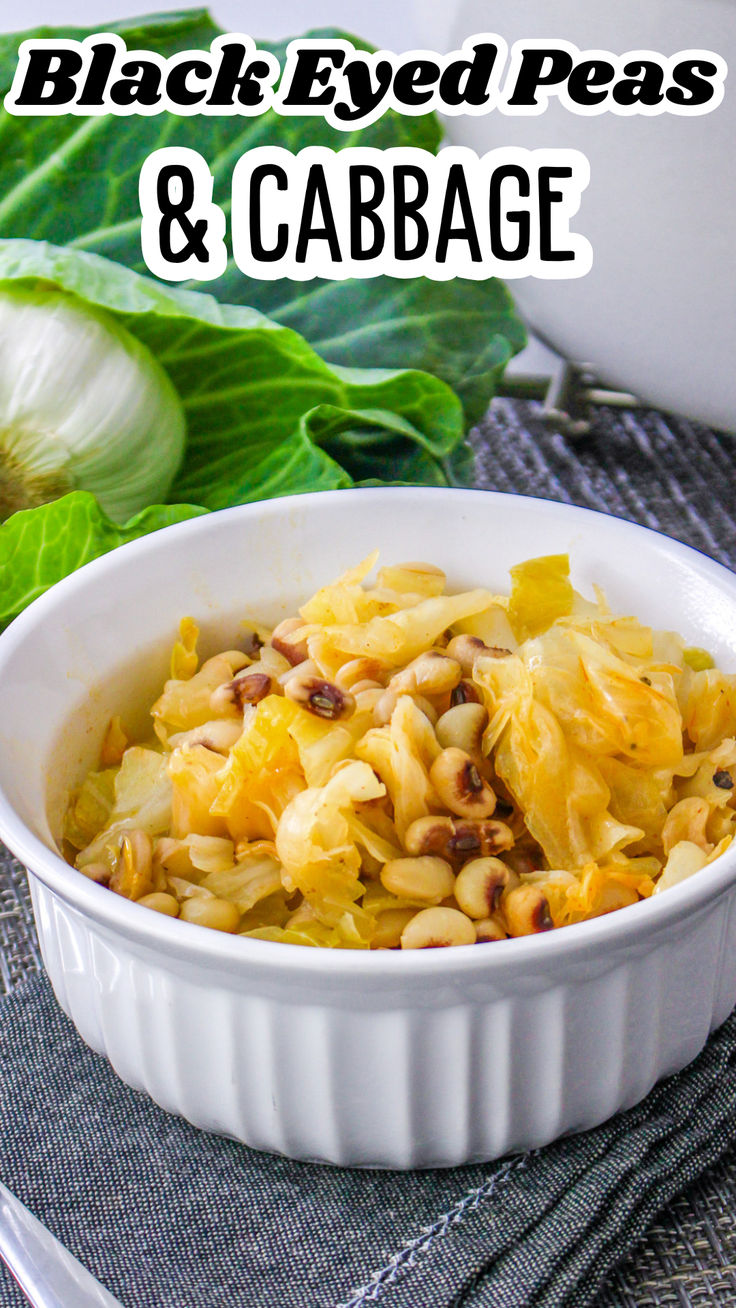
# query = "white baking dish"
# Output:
<box><xmin>1</xmin><ymin>488</ymin><xmax>735</xmax><ymax>1168</ymax></box>
<box><xmin>415</xmin><ymin>0</ymin><xmax>736</xmax><ymax>431</ymax></box>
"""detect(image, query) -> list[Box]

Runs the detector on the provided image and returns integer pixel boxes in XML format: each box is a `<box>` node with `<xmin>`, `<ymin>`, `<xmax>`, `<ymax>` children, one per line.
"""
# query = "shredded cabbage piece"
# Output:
<box><xmin>684</xmin><ymin>647</ymin><xmax>715</xmax><ymax>672</ymax></box>
<box><xmin>75</xmin><ymin>746</ymin><xmax>171</xmax><ymax>869</ymax></box>
<box><xmin>211</xmin><ymin>697</ymin><xmax>304</xmax><ymax>840</ymax></box>
<box><xmin>275</xmin><ymin>761</ymin><xmax>385</xmax><ymax>938</ymax></box>
<box><xmin>298</xmin><ymin>588</ymin><xmax>495</xmax><ymax>667</ymax></box>
<box><xmin>64</xmin><ymin>768</ymin><xmax>118</xmax><ymax>851</ymax></box>
<box><xmin>508</xmin><ymin>554</ymin><xmax>574</xmax><ymax>641</ymax></box>
<box><xmin>170</xmin><ymin>617</ymin><xmax>199</xmax><ymax>681</ymax></box>
<box><xmin>202</xmin><ymin>845</ymin><xmax>283</xmax><ymax>912</ymax></box>
<box><xmin>357</xmin><ymin>697</ymin><xmax>437</xmax><ymax>840</ymax></box>
<box><xmin>685</xmin><ymin>670</ymin><xmax>736</xmax><ymax>750</ymax></box>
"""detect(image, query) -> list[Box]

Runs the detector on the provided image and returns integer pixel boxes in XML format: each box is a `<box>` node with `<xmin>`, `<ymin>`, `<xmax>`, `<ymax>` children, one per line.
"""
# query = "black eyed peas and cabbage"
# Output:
<box><xmin>64</xmin><ymin>553</ymin><xmax>736</xmax><ymax>948</ymax></box>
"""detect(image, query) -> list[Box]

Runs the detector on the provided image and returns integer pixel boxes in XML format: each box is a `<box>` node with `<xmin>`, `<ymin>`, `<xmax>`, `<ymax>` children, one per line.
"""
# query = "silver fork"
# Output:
<box><xmin>0</xmin><ymin>1182</ymin><xmax>124</xmax><ymax>1308</ymax></box>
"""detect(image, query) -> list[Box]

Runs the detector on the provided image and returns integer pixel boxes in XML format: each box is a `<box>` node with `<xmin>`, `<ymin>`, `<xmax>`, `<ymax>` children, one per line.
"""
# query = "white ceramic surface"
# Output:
<box><xmin>415</xmin><ymin>0</ymin><xmax>736</xmax><ymax>431</ymax></box>
<box><xmin>1</xmin><ymin>488</ymin><xmax>736</xmax><ymax>1168</ymax></box>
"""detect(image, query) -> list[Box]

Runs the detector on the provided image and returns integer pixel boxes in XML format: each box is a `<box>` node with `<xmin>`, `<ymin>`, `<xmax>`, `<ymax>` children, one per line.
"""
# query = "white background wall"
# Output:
<box><xmin>6</xmin><ymin>2</ymin><xmax>420</xmax><ymax>48</ymax></box>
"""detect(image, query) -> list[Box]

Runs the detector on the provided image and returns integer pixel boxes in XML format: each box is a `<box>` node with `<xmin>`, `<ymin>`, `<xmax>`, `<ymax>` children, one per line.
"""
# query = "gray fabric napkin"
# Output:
<box><xmin>1</xmin><ymin>971</ymin><xmax>736</xmax><ymax>1308</ymax></box>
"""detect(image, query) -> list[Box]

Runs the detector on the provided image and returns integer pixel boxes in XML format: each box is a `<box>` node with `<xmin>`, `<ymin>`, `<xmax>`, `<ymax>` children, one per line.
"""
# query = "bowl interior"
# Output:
<box><xmin>0</xmin><ymin>489</ymin><xmax>735</xmax><ymax>869</ymax></box>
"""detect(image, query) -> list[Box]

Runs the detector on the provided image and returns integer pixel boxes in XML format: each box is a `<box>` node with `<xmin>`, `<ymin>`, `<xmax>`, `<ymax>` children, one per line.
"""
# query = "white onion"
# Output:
<box><xmin>0</xmin><ymin>286</ymin><xmax>185</xmax><ymax>522</ymax></box>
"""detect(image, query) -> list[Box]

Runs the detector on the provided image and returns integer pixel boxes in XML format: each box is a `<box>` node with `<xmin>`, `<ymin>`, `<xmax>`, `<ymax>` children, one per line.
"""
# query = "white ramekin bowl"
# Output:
<box><xmin>1</xmin><ymin>488</ymin><xmax>736</xmax><ymax>1168</ymax></box>
<box><xmin>415</xmin><ymin>0</ymin><xmax>736</xmax><ymax>431</ymax></box>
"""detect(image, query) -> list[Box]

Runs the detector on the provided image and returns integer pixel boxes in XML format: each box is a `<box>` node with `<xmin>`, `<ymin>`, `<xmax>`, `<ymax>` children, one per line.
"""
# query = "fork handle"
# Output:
<box><xmin>0</xmin><ymin>1182</ymin><xmax>124</xmax><ymax>1308</ymax></box>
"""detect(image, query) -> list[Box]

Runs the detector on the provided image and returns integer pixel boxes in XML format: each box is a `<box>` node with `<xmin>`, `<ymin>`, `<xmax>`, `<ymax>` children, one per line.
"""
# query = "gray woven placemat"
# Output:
<box><xmin>2</xmin><ymin>394</ymin><xmax>736</xmax><ymax>1307</ymax></box>
<box><xmin>0</xmin><ymin>847</ymin><xmax>39</xmax><ymax>994</ymax></box>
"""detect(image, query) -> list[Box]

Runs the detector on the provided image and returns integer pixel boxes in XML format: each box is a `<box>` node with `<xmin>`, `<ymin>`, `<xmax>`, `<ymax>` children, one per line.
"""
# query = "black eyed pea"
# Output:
<box><xmin>454</xmin><ymin>857</ymin><xmax>520</xmax><ymax>919</ymax></box>
<box><xmin>436</xmin><ymin>703</ymin><xmax>489</xmax><ymax>756</ymax></box>
<box><xmin>335</xmin><ymin>657</ymin><xmax>386</xmax><ymax>691</ymax></box>
<box><xmin>169</xmin><ymin>719</ymin><xmax>245</xmax><ymax>753</ymax></box>
<box><xmin>201</xmin><ymin>650</ymin><xmax>252</xmax><ymax>678</ymax></box>
<box><xmin>373</xmin><ymin>685</ymin><xmax>445</xmax><ymax>728</ymax></box>
<box><xmin>404</xmin><ymin>815</ymin><xmax>515</xmax><ymax>867</ymax></box>
<box><xmin>138</xmin><ymin>892</ymin><xmax>180</xmax><ymax>917</ymax></box>
<box><xmin>283</xmin><ymin>667</ymin><xmax>356</xmax><ymax>720</ymax></box>
<box><xmin>210</xmin><ymin>671</ymin><xmax>274</xmax><ymax>716</ymax></box>
<box><xmin>278</xmin><ymin>658</ymin><xmax>319</xmax><ymax>686</ymax></box>
<box><xmin>445</xmin><ymin>634</ymin><xmax>490</xmax><ymax>675</ymax></box>
<box><xmin>400</xmin><ymin>906</ymin><xmax>477</xmax><ymax>949</ymax></box>
<box><xmin>389</xmin><ymin>650</ymin><xmax>462</xmax><ymax>697</ymax></box>
<box><xmin>503</xmin><ymin>884</ymin><xmax>554</xmax><ymax>936</ymax></box>
<box><xmin>372</xmin><ymin>907</ymin><xmax>418</xmax><ymax>949</ymax></box>
<box><xmin>354</xmin><ymin>687</ymin><xmax>385</xmax><ymax>715</ymax></box>
<box><xmin>233</xmin><ymin>672</ymin><xmax>272</xmax><ymax>705</ymax></box>
<box><xmin>475</xmin><ymin>915</ymin><xmax>508</xmax><ymax>943</ymax></box>
<box><xmin>429</xmin><ymin>747</ymin><xmax>497</xmax><ymax>819</ymax></box>
<box><xmin>270</xmin><ymin>617</ymin><xmax>309</xmax><ymax>666</ymax></box>
<box><xmin>179</xmin><ymin>896</ymin><xmax>241</xmax><ymax>932</ymax></box>
<box><xmin>502</xmin><ymin>844</ymin><xmax>543</xmax><ymax>877</ymax></box>
<box><xmin>380</xmin><ymin>855</ymin><xmax>455</xmax><ymax>904</ymax></box>
<box><xmin>446</xmin><ymin>818</ymin><xmax>515</xmax><ymax>864</ymax></box>
<box><xmin>403</xmin><ymin>815</ymin><xmax>454</xmax><ymax>858</ymax></box>
<box><xmin>446</xmin><ymin>634</ymin><xmax>512</xmax><ymax>674</ymax></box>
<box><xmin>240</xmin><ymin>625</ymin><xmax>264</xmax><ymax>659</ymax></box>
<box><xmin>78</xmin><ymin>861</ymin><xmax>111</xmax><ymax>886</ymax></box>
<box><xmin>450</xmin><ymin>680</ymin><xmax>482</xmax><ymax>707</ymax></box>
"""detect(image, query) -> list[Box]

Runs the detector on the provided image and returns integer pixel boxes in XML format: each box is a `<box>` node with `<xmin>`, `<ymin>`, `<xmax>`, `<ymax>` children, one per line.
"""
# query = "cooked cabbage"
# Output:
<box><xmin>67</xmin><ymin>552</ymin><xmax>736</xmax><ymax>944</ymax></box>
